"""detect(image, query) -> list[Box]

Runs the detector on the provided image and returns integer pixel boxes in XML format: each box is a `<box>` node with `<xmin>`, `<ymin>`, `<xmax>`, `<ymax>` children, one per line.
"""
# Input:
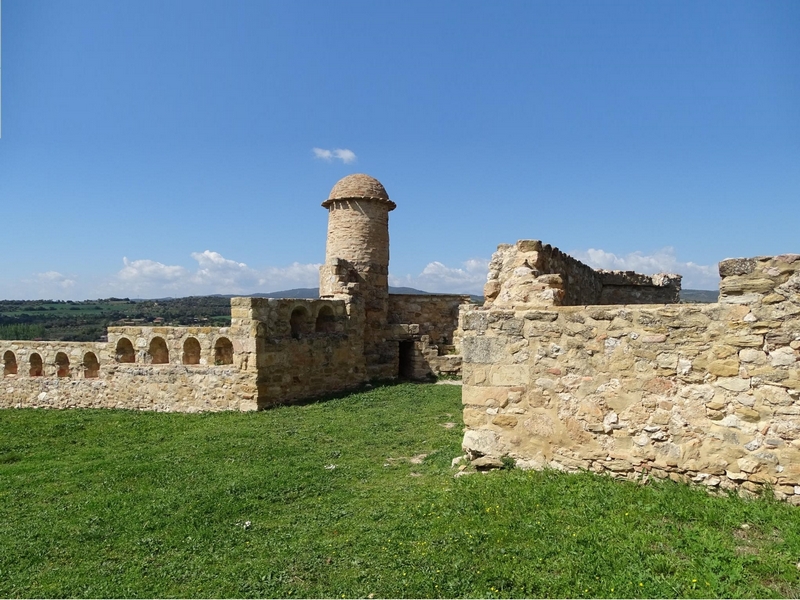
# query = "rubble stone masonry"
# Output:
<box><xmin>1</xmin><ymin>327</ymin><xmax>258</xmax><ymax>412</ymax></box>
<box><xmin>388</xmin><ymin>294</ymin><xmax>472</xmax><ymax>378</ymax></box>
<box><xmin>461</xmin><ymin>249</ymin><xmax>800</xmax><ymax>502</ymax></box>
<box><xmin>484</xmin><ymin>240</ymin><xmax>681</xmax><ymax>308</ymax></box>
<box><xmin>0</xmin><ymin>175</ymin><xmax>471</xmax><ymax>413</ymax></box>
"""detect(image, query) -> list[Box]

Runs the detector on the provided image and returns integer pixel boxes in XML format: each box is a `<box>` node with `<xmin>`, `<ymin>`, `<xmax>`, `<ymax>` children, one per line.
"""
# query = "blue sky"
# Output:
<box><xmin>1</xmin><ymin>0</ymin><xmax>798</xmax><ymax>299</ymax></box>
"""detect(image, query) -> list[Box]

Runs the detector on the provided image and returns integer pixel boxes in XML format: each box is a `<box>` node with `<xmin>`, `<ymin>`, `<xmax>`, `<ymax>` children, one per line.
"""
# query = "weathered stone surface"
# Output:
<box><xmin>483</xmin><ymin>240</ymin><xmax>680</xmax><ymax>309</ymax></box>
<box><xmin>461</xmin><ymin>337</ymin><xmax>508</xmax><ymax>364</ymax></box>
<box><xmin>0</xmin><ymin>175</ymin><xmax>475</xmax><ymax>413</ymax></box>
<box><xmin>708</xmin><ymin>360</ymin><xmax>740</xmax><ymax>377</ymax></box>
<box><xmin>716</xmin><ymin>377</ymin><xmax>751</xmax><ymax>392</ymax></box>
<box><xmin>719</xmin><ymin>258</ymin><xmax>756</xmax><ymax>277</ymax></box>
<box><xmin>472</xmin><ymin>456</ymin><xmax>505</xmax><ymax>470</ymax></box>
<box><xmin>463</xmin><ymin>429</ymin><xmax>501</xmax><ymax>457</ymax></box>
<box><xmin>461</xmin><ymin>250</ymin><xmax>800</xmax><ymax>502</ymax></box>
<box><xmin>740</xmin><ymin>349</ymin><xmax>767</xmax><ymax>364</ymax></box>
<box><xmin>770</xmin><ymin>347</ymin><xmax>797</xmax><ymax>367</ymax></box>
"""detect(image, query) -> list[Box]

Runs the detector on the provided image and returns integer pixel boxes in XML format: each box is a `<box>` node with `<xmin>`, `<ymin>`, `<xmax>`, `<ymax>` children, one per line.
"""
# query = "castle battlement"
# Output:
<box><xmin>2</xmin><ymin>175</ymin><xmax>471</xmax><ymax>412</ymax></box>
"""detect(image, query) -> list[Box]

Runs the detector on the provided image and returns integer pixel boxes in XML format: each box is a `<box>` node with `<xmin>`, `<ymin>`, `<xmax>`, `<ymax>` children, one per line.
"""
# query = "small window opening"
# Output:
<box><xmin>148</xmin><ymin>337</ymin><xmax>169</xmax><ymax>364</ymax></box>
<box><xmin>3</xmin><ymin>351</ymin><xmax>18</xmax><ymax>376</ymax></box>
<box><xmin>315</xmin><ymin>306</ymin><xmax>336</xmax><ymax>333</ymax></box>
<box><xmin>398</xmin><ymin>341</ymin><xmax>415</xmax><ymax>379</ymax></box>
<box><xmin>83</xmin><ymin>352</ymin><xmax>100</xmax><ymax>378</ymax></box>
<box><xmin>214</xmin><ymin>337</ymin><xmax>233</xmax><ymax>365</ymax></box>
<box><xmin>29</xmin><ymin>353</ymin><xmax>43</xmax><ymax>377</ymax></box>
<box><xmin>290</xmin><ymin>307</ymin><xmax>310</xmax><ymax>339</ymax></box>
<box><xmin>55</xmin><ymin>352</ymin><xmax>70</xmax><ymax>378</ymax></box>
<box><xmin>183</xmin><ymin>337</ymin><xmax>201</xmax><ymax>365</ymax></box>
<box><xmin>115</xmin><ymin>338</ymin><xmax>135</xmax><ymax>363</ymax></box>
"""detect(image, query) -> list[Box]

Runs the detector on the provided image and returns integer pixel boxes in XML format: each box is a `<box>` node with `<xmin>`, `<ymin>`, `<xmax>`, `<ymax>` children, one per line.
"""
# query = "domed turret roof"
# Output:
<box><xmin>323</xmin><ymin>174</ymin><xmax>396</xmax><ymax>210</ymax></box>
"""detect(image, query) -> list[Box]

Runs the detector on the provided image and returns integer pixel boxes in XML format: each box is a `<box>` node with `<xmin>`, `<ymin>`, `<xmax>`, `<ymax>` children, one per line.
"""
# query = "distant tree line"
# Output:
<box><xmin>0</xmin><ymin>297</ymin><xmax>233</xmax><ymax>341</ymax></box>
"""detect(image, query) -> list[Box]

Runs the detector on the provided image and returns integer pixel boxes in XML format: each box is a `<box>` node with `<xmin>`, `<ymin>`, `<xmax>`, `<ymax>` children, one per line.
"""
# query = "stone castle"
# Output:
<box><xmin>3</xmin><ymin>174</ymin><xmax>800</xmax><ymax>502</ymax></box>
<box><xmin>1</xmin><ymin>175</ymin><xmax>469</xmax><ymax>412</ymax></box>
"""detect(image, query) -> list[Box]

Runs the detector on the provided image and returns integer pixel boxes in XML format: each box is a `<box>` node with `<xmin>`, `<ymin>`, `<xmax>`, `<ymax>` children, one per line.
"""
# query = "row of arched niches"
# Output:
<box><xmin>2</xmin><ymin>335</ymin><xmax>235</xmax><ymax>379</ymax></box>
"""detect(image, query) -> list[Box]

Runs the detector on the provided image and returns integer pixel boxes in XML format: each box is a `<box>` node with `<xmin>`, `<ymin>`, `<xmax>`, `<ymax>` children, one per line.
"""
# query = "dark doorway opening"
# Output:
<box><xmin>398</xmin><ymin>341</ymin><xmax>415</xmax><ymax>379</ymax></box>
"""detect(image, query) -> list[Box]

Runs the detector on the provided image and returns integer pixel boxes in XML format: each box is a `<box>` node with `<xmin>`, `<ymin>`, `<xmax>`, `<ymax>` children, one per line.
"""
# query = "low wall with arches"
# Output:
<box><xmin>0</xmin><ymin>325</ymin><xmax>259</xmax><ymax>412</ymax></box>
<box><xmin>2</xmin><ymin>341</ymin><xmax>106</xmax><ymax>380</ymax></box>
<box><xmin>1</xmin><ymin>297</ymin><xmax>373</xmax><ymax>412</ymax></box>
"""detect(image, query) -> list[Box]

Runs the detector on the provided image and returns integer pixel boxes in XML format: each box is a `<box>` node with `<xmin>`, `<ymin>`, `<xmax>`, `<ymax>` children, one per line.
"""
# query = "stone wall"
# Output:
<box><xmin>483</xmin><ymin>240</ymin><xmax>680</xmax><ymax>309</ymax></box>
<box><xmin>460</xmin><ymin>253</ymin><xmax>800</xmax><ymax>501</ymax></box>
<box><xmin>388</xmin><ymin>294</ymin><xmax>470</xmax><ymax>347</ymax></box>
<box><xmin>0</xmin><ymin>290</ymin><xmax>466</xmax><ymax>412</ymax></box>
<box><xmin>231</xmin><ymin>297</ymin><xmax>367</xmax><ymax>407</ymax></box>
<box><xmin>388</xmin><ymin>294</ymin><xmax>472</xmax><ymax>378</ymax></box>
<box><xmin>0</xmin><ymin>328</ymin><xmax>258</xmax><ymax>412</ymax></box>
<box><xmin>598</xmin><ymin>271</ymin><xmax>683</xmax><ymax>304</ymax></box>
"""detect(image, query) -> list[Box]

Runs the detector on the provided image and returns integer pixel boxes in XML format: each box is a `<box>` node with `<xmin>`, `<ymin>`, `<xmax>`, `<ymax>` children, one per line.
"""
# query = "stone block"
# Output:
<box><xmin>461</xmin><ymin>336</ymin><xmax>507</xmax><ymax>364</ymax></box>
<box><xmin>720</xmin><ymin>276</ymin><xmax>777</xmax><ymax>295</ymax></box>
<box><xmin>490</xmin><ymin>365</ymin><xmax>527</xmax><ymax>386</ymax></box>
<box><xmin>462</xmin><ymin>385</ymin><xmax>510</xmax><ymax>407</ymax></box>
<box><xmin>770</xmin><ymin>347</ymin><xmax>797</xmax><ymax>366</ymax></box>
<box><xmin>492</xmin><ymin>414</ymin><xmax>519</xmax><ymax>428</ymax></box>
<box><xmin>708</xmin><ymin>359</ymin><xmax>740</xmax><ymax>377</ymax></box>
<box><xmin>716</xmin><ymin>377</ymin><xmax>751</xmax><ymax>392</ymax></box>
<box><xmin>462</xmin><ymin>429</ymin><xmax>501</xmax><ymax>456</ymax></box>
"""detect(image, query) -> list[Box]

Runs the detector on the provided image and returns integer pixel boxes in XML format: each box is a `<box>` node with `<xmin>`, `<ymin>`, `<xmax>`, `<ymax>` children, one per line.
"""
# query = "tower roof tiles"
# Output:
<box><xmin>323</xmin><ymin>174</ymin><xmax>396</xmax><ymax>210</ymax></box>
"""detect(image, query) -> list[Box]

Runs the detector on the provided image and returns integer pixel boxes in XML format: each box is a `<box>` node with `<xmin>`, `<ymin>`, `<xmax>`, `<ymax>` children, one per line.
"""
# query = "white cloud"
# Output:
<box><xmin>572</xmin><ymin>247</ymin><xmax>719</xmax><ymax>290</ymax></box>
<box><xmin>390</xmin><ymin>258</ymin><xmax>489</xmax><ymax>295</ymax></box>
<box><xmin>110</xmin><ymin>252</ymin><xmax>322</xmax><ymax>297</ymax></box>
<box><xmin>312</xmin><ymin>147</ymin><xmax>357</xmax><ymax>164</ymax></box>
<box><xmin>2</xmin><ymin>247</ymin><xmax>719</xmax><ymax>301</ymax></box>
<box><xmin>1</xmin><ymin>252</ymin><xmax>325</xmax><ymax>300</ymax></box>
<box><xmin>257</xmin><ymin>262</ymin><xmax>323</xmax><ymax>290</ymax></box>
<box><xmin>2</xmin><ymin>271</ymin><xmax>80</xmax><ymax>301</ymax></box>
<box><xmin>119</xmin><ymin>258</ymin><xmax>187</xmax><ymax>283</ymax></box>
<box><xmin>35</xmin><ymin>271</ymin><xmax>77</xmax><ymax>289</ymax></box>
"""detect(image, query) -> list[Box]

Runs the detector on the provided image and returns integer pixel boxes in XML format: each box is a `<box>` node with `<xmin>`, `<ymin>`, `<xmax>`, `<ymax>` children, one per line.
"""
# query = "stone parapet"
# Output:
<box><xmin>598</xmin><ymin>271</ymin><xmax>682</xmax><ymax>304</ymax></box>
<box><xmin>0</xmin><ymin>334</ymin><xmax>258</xmax><ymax>412</ymax></box>
<box><xmin>719</xmin><ymin>254</ymin><xmax>800</xmax><ymax>305</ymax></box>
<box><xmin>461</xmin><ymin>253</ymin><xmax>800</xmax><ymax>501</ymax></box>
<box><xmin>483</xmin><ymin>240</ymin><xmax>680</xmax><ymax>309</ymax></box>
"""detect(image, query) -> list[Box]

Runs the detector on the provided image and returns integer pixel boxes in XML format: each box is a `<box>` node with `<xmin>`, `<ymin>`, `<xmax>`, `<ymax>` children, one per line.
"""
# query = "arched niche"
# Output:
<box><xmin>3</xmin><ymin>351</ymin><xmax>18</xmax><ymax>376</ymax></box>
<box><xmin>115</xmin><ymin>338</ymin><xmax>135</xmax><ymax>363</ymax></box>
<box><xmin>214</xmin><ymin>337</ymin><xmax>233</xmax><ymax>365</ymax></box>
<box><xmin>183</xmin><ymin>337</ymin><xmax>201</xmax><ymax>365</ymax></box>
<box><xmin>315</xmin><ymin>305</ymin><xmax>336</xmax><ymax>333</ymax></box>
<box><xmin>29</xmin><ymin>353</ymin><xmax>43</xmax><ymax>377</ymax></box>
<box><xmin>55</xmin><ymin>352</ymin><xmax>70</xmax><ymax>378</ymax></box>
<box><xmin>83</xmin><ymin>352</ymin><xmax>100</xmax><ymax>378</ymax></box>
<box><xmin>290</xmin><ymin>306</ymin><xmax>310</xmax><ymax>339</ymax></box>
<box><xmin>148</xmin><ymin>337</ymin><xmax>169</xmax><ymax>364</ymax></box>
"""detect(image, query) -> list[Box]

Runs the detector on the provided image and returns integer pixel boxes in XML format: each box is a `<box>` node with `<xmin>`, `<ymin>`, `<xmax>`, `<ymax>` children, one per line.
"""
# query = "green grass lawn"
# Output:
<box><xmin>1</xmin><ymin>383</ymin><xmax>799</xmax><ymax>598</ymax></box>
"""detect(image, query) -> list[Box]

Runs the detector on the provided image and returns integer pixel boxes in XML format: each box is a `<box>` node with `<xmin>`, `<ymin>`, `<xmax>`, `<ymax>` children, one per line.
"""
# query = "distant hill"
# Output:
<box><xmin>249</xmin><ymin>287</ymin><xmax>714</xmax><ymax>304</ymax></box>
<box><xmin>250</xmin><ymin>288</ymin><xmax>318</xmax><ymax>299</ymax></box>
<box><xmin>250</xmin><ymin>286</ymin><xmax>480</xmax><ymax>299</ymax></box>
<box><xmin>250</xmin><ymin>286</ymin><xmax>428</xmax><ymax>299</ymax></box>
<box><xmin>680</xmin><ymin>289</ymin><xmax>718</xmax><ymax>303</ymax></box>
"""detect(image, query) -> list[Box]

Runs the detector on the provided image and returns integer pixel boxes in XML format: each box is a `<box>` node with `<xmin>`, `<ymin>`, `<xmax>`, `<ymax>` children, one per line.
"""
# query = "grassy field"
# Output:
<box><xmin>1</xmin><ymin>383</ymin><xmax>799</xmax><ymax>598</ymax></box>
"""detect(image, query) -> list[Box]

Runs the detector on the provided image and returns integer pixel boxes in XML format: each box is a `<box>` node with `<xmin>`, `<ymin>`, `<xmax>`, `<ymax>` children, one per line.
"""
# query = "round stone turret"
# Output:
<box><xmin>319</xmin><ymin>174</ymin><xmax>396</xmax><ymax>378</ymax></box>
<box><xmin>320</xmin><ymin>174</ymin><xmax>395</xmax><ymax>298</ymax></box>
